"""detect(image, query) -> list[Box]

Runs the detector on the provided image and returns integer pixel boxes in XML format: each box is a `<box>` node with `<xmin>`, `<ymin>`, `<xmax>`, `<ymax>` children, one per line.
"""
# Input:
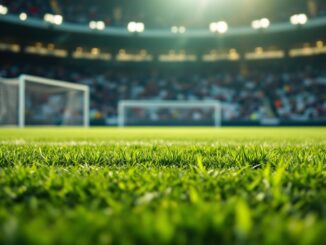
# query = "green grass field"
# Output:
<box><xmin>0</xmin><ymin>127</ymin><xmax>325</xmax><ymax>245</ymax></box>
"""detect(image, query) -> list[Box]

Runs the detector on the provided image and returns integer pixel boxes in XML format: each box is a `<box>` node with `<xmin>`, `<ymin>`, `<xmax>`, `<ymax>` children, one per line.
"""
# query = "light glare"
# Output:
<box><xmin>128</xmin><ymin>22</ymin><xmax>137</xmax><ymax>32</ymax></box>
<box><xmin>260</xmin><ymin>18</ymin><xmax>270</xmax><ymax>28</ymax></box>
<box><xmin>179</xmin><ymin>26</ymin><xmax>186</xmax><ymax>33</ymax></box>
<box><xmin>128</xmin><ymin>22</ymin><xmax>144</xmax><ymax>33</ymax></box>
<box><xmin>89</xmin><ymin>21</ymin><xmax>97</xmax><ymax>29</ymax></box>
<box><xmin>0</xmin><ymin>5</ymin><xmax>8</xmax><ymax>15</ymax></box>
<box><xmin>171</xmin><ymin>26</ymin><xmax>186</xmax><ymax>34</ymax></box>
<box><xmin>44</xmin><ymin>13</ymin><xmax>63</xmax><ymax>25</ymax></box>
<box><xmin>217</xmin><ymin>21</ymin><xmax>228</xmax><ymax>33</ymax></box>
<box><xmin>96</xmin><ymin>21</ymin><xmax>105</xmax><ymax>30</ymax></box>
<box><xmin>44</xmin><ymin>13</ymin><xmax>53</xmax><ymax>22</ymax></box>
<box><xmin>19</xmin><ymin>12</ymin><xmax>27</xmax><ymax>21</ymax></box>
<box><xmin>171</xmin><ymin>26</ymin><xmax>178</xmax><ymax>33</ymax></box>
<box><xmin>290</xmin><ymin>14</ymin><xmax>308</xmax><ymax>25</ymax></box>
<box><xmin>209</xmin><ymin>22</ymin><xmax>218</xmax><ymax>32</ymax></box>
<box><xmin>210</xmin><ymin>21</ymin><xmax>228</xmax><ymax>33</ymax></box>
<box><xmin>251</xmin><ymin>18</ymin><xmax>270</xmax><ymax>30</ymax></box>
<box><xmin>251</xmin><ymin>20</ymin><xmax>261</xmax><ymax>29</ymax></box>
<box><xmin>136</xmin><ymin>22</ymin><xmax>145</xmax><ymax>32</ymax></box>
<box><xmin>53</xmin><ymin>15</ymin><xmax>63</xmax><ymax>25</ymax></box>
<box><xmin>298</xmin><ymin>14</ymin><xmax>307</xmax><ymax>24</ymax></box>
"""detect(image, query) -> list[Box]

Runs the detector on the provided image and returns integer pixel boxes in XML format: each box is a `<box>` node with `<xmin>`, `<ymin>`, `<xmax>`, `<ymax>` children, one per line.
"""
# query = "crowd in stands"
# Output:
<box><xmin>0</xmin><ymin>62</ymin><xmax>325</xmax><ymax>124</ymax></box>
<box><xmin>0</xmin><ymin>0</ymin><xmax>325</xmax><ymax>28</ymax></box>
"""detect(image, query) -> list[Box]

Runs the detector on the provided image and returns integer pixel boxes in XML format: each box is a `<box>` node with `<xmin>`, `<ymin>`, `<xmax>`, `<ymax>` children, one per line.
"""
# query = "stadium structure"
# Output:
<box><xmin>0</xmin><ymin>0</ymin><xmax>325</xmax><ymax>127</ymax></box>
<box><xmin>0</xmin><ymin>1</ymin><xmax>325</xmax><ymax>244</ymax></box>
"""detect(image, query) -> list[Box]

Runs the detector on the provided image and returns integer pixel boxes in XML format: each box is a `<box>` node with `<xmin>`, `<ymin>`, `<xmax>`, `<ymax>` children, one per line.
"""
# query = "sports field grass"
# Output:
<box><xmin>0</xmin><ymin>127</ymin><xmax>325</xmax><ymax>245</ymax></box>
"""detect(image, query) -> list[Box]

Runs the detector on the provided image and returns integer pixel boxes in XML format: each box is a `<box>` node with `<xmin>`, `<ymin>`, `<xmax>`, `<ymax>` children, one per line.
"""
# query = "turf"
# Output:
<box><xmin>0</xmin><ymin>127</ymin><xmax>325</xmax><ymax>245</ymax></box>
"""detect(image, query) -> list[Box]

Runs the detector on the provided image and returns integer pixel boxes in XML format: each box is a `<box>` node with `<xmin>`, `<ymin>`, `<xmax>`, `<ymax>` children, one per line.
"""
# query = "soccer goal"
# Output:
<box><xmin>0</xmin><ymin>74</ymin><xmax>90</xmax><ymax>127</ymax></box>
<box><xmin>118</xmin><ymin>100</ymin><xmax>222</xmax><ymax>127</ymax></box>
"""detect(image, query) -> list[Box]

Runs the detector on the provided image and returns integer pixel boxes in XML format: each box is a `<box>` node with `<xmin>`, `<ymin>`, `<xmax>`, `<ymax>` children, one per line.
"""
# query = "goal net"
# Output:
<box><xmin>118</xmin><ymin>100</ymin><xmax>222</xmax><ymax>127</ymax></box>
<box><xmin>0</xmin><ymin>75</ymin><xmax>90</xmax><ymax>127</ymax></box>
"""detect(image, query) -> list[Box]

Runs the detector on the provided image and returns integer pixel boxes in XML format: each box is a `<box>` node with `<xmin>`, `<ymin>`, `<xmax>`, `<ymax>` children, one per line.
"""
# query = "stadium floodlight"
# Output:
<box><xmin>290</xmin><ymin>15</ymin><xmax>298</xmax><ymax>25</ymax></box>
<box><xmin>251</xmin><ymin>18</ymin><xmax>270</xmax><ymax>30</ymax></box>
<box><xmin>0</xmin><ymin>75</ymin><xmax>90</xmax><ymax>127</ymax></box>
<box><xmin>89</xmin><ymin>21</ymin><xmax>97</xmax><ymax>29</ymax></box>
<box><xmin>290</xmin><ymin>14</ymin><xmax>308</xmax><ymax>25</ymax></box>
<box><xmin>136</xmin><ymin>22</ymin><xmax>145</xmax><ymax>32</ymax></box>
<box><xmin>171</xmin><ymin>26</ymin><xmax>186</xmax><ymax>34</ymax></box>
<box><xmin>251</xmin><ymin>20</ymin><xmax>261</xmax><ymax>29</ymax></box>
<box><xmin>19</xmin><ymin>12</ymin><xmax>27</xmax><ymax>21</ymax></box>
<box><xmin>118</xmin><ymin>100</ymin><xmax>222</xmax><ymax>127</ymax></box>
<box><xmin>209</xmin><ymin>22</ymin><xmax>218</xmax><ymax>32</ymax></box>
<box><xmin>171</xmin><ymin>26</ymin><xmax>178</xmax><ymax>33</ymax></box>
<box><xmin>260</xmin><ymin>18</ymin><xmax>270</xmax><ymax>28</ymax></box>
<box><xmin>0</xmin><ymin>5</ymin><xmax>8</xmax><ymax>15</ymax></box>
<box><xmin>179</xmin><ymin>26</ymin><xmax>186</xmax><ymax>33</ymax></box>
<box><xmin>127</xmin><ymin>22</ymin><xmax>137</xmax><ymax>32</ymax></box>
<box><xmin>128</xmin><ymin>22</ymin><xmax>144</xmax><ymax>33</ymax></box>
<box><xmin>44</xmin><ymin>13</ymin><xmax>52</xmax><ymax>22</ymax></box>
<box><xmin>89</xmin><ymin>20</ymin><xmax>105</xmax><ymax>30</ymax></box>
<box><xmin>53</xmin><ymin>15</ymin><xmax>63</xmax><ymax>25</ymax></box>
<box><xmin>299</xmin><ymin>14</ymin><xmax>308</xmax><ymax>24</ymax></box>
<box><xmin>96</xmin><ymin>21</ymin><xmax>105</xmax><ymax>30</ymax></box>
<box><xmin>44</xmin><ymin>13</ymin><xmax>63</xmax><ymax>25</ymax></box>
<box><xmin>216</xmin><ymin>21</ymin><xmax>228</xmax><ymax>33</ymax></box>
<box><xmin>210</xmin><ymin>21</ymin><xmax>228</xmax><ymax>33</ymax></box>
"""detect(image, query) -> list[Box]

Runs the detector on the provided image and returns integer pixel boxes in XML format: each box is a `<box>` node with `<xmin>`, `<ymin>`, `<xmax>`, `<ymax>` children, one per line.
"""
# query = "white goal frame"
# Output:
<box><xmin>118</xmin><ymin>100</ymin><xmax>222</xmax><ymax>127</ymax></box>
<box><xmin>1</xmin><ymin>74</ymin><xmax>90</xmax><ymax>127</ymax></box>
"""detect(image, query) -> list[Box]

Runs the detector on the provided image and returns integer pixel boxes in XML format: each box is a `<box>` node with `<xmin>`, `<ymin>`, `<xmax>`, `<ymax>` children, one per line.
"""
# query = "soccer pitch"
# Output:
<box><xmin>0</xmin><ymin>127</ymin><xmax>325</xmax><ymax>244</ymax></box>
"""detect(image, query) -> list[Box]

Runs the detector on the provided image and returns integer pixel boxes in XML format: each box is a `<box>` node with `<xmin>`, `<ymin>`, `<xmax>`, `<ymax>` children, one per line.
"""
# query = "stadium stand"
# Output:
<box><xmin>0</xmin><ymin>60</ymin><xmax>325</xmax><ymax>125</ymax></box>
<box><xmin>0</xmin><ymin>0</ymin><xmax>325</xmax><ymax>126</ymax></box>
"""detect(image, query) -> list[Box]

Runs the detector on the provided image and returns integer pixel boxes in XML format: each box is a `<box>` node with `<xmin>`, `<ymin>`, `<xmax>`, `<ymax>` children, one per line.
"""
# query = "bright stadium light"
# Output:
<box><xmin>252</xmin><ymin>18</ymin><xmax>270</xmax><ymax>30</ymax></box>
<box><xmin>210</xmin><ymin>21</ymin><xmax>228</xmax><ymax>33</ymax></box>
<box><xmin>44</xmin><ymin>13</ymin><xmax>63</xmax><ymax>25</ymax></box>
<box><xmin>128</xmin><ymin>22</ymin><xmax>144</xmax><ymax>33</ymax></box>
<box><xmin>171</xmin><ymin>26</ymin><xmax>178</xmax><ymax>33</ymax></box>
<box><xmin>44</xmin><ymin>13</ymin><xmax>52</xmax><ymax>22</ymax></box>
<box><xmin>53</xmin><ymin>15</ymin><xmax>63</xmax><ymax>25</ymax></box>
<box><xmin>251</xmin><ymin>20</ymin><xmax>261</xmax><ymax>29</ymax></box>
<box><xmin>290</xmin><ymin>14</ymin><xmax>308</xmax><ymax>25</ymax></box>
<box><xmin>179</xmin><ymin>26</ymin><xmax>186</xmax><ymax>33</ymax></box>
<box><xmin>216</xmin><ymin>21</ymin><xmax>228</xmax><ymax>33</ymax></box>
<box><xmin>96</xmin><ymin>21</ymin><xmax>105</xmax><ymax>30</ymax></box>
<box><xmin>136</xmin><ymin>22</ymin><xmax>145</xmax><ymax>32</ymax></box>
<box><xmin>128</xmin><ymin>22</ymin><xmax>137</xmax><ymax>32</ymax></box>
<box><xmin>171</xmin><ymin>26</ymin><xmax>186</xmax><ymax>34</ymax></box>
<box><xmin>298</xmin><ymin>14</ymin><xmax>308</xmax><ymax>24</ymax></box>
<box><xmin>89</xmin><ymin>21</ymin><xmax>97</xmax><ymax>29</ymax></box>
<box><xmin>19</xmin><ymin>12</ymin><xmax>27</xmax><ymax>21</ymax></box>
<box><xmin>89</xmin><ymin>20</ymin><xmax>106</xmax><ymax>30</ymax></box>
<box><xmin>209</xmin><ymin>22</ymin><xmax>218</xmax><ymax>32</ymax></box>
<box><xmin>290</xmin><ymin>15</ymin><xmax>299</xmax><ymax>25</ymax></box>
<box><xmin>0</xmin><ymin>5</ymin><xmax>8</xmax><ymax>15</ymax></box>
<box><xmin>260</xmin><ymin>18</ymin><xmax>270</xmax><ymax>29</ymax></box>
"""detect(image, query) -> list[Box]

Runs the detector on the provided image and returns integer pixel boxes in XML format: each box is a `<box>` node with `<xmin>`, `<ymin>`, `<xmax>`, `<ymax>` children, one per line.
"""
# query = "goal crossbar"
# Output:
<box><xmin>0</xmin><ymin>74</ymin><xmax>90</xmax><ymax>127</ymax></box>
<box><xmin>20</xmin><ymin>75</ymin><xmax>89</xmax><ymax>91</ymax></box>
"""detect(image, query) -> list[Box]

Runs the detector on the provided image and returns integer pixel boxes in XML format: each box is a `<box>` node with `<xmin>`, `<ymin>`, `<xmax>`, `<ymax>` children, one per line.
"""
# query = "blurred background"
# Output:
<box><xmin>0</xmin><ymin>0</ymin><xmax>325</xmax><ymax>126</ymax></box>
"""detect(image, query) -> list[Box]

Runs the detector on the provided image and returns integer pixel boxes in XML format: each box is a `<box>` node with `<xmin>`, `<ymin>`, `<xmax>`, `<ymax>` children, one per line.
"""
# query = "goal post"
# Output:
<box><xmin>0</xmin><ymin>74</ymin><xmax>90</xmax><ymax>127</ymax></box>
<box><xmin>118</xmin><ymin>100</ymin><xmax>222</xmax><ymax>127</ymax></box>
